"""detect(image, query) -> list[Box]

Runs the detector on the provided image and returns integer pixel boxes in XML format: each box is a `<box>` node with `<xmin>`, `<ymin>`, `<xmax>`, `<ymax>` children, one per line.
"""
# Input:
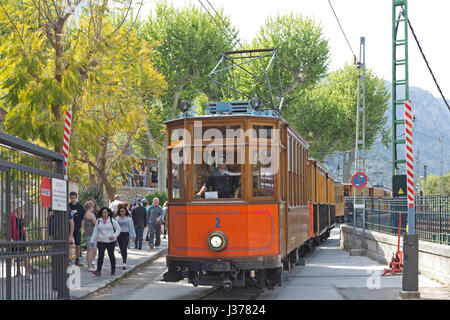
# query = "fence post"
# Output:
<box><xmin>5</xmin><ymin>168</ymin><xmax>11</xmax><ymax>300</ymax></box>
<box><xmin>378</xmin><ymin>198</ymin><xmax>381</xmax><ymax>232</ymax></box>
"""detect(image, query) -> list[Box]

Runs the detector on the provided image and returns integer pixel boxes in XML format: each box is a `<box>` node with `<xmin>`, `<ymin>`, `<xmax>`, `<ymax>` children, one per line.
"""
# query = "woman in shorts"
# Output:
<box><xmin>83</xmin><ymin>201</ymin><xmax>97</xmax><ymax>272</ymax></box>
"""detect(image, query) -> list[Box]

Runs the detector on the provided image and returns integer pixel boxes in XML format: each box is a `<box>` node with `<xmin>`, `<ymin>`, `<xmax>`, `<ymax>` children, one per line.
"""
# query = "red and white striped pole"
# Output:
<box><xmin>405</xmin><ymin>100</ymin><xmax>415</xmax><ymax>233</ymax></box>
<box><xmin>62</xmin><ymin>106</ymin><xmax>72</xmax><ymax>181</ymax></box>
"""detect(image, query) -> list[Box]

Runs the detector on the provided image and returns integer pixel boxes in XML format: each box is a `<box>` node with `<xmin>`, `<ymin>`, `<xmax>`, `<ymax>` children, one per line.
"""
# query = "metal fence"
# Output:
<box><xmin>344</xmin><ymin>195</ymin><xmax>450</xmax><ymax>245</ymax></box>
<box><xmin>0</xmin><ymin>132</ymin><xmax>69</xmax><ymax>300</ymax></box>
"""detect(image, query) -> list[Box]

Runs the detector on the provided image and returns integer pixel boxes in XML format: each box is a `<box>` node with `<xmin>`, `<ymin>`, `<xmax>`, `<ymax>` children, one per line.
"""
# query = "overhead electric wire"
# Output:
<box><xmin>197</xmin><ymin>0</ymin><xmax>240</xmax><ymax>52</ymax></box>
<box><xmin>406</xmin><ymin>16</ymin><xmax>450</xmax><ymax>112</ymax></box>
<box><xmin>327</xmin><ymin>0</ymin><xmax>357</xmax><ymax>63</ymax></box>
<box><xmin>205</xmin><ymin>0</ymin><xmax>242</xmax><ymax>50</ymax></box>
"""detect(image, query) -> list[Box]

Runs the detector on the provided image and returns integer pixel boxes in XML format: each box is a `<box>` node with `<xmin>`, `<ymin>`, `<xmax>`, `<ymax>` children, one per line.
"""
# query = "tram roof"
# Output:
<box><xmin>165</xmin><ymin>100</ymin><xmax>309</xmax><ymax>148</ymax></box>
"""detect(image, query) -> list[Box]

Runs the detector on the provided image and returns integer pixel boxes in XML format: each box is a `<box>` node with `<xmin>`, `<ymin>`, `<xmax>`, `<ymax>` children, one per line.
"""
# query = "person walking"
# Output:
<box><xmin>68</xmin><ymin>192</ymin><xmax>85</xmax><ymax>266</ymax></box>
<box><xmin>115</xmin><ymin>204</ymin><xmax>136</xmax><ymax>269</ymax></box>
<box><xmin>147</xmin><ymin>198</ymin><xmax>164</xmax><ymax>249</ymax></box>
<box><xmin>131</xmin><ymin>199</ymin><xmax>147</xmax><ymax>250</ymax></box>
<box><xmin>11</xmin><ymin>198</ymin><xmax>32</xmax><ymax>280</ymax></box>
<box><xmin>86</xmin><ymin>197</ymin><xmax>99</xmax><ymax>268</ymax></box>
<box><xmin>162</xmin><ymin>201</ymin><xmax>169</xmax><ymax>239</ymax></box>
<box><xmin>91</xmin><ymin>207</ymin><xmax>121</xmax><ymax>277</ymax></box>
<box><xmin>109</xmin><ymin>195</ymin><xmax>122</xmax><ymax>218</ymax></box>
<box><xmin>83</xmin><ymin>201</ymin><xmax>97</xmax><ymax>272</ymax></box>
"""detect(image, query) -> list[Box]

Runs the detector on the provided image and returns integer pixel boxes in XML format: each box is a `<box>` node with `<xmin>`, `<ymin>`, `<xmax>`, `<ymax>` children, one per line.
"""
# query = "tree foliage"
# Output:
<box><xmin>284</xmin><ymin>64</ymin><xmax>390</xmax><ymax>161</ymax></box>
<box><xmin>142</xmin><ymin>0</ymin><xmax>235</xmax><ymax>118</ymax></box>
<box><xmin>253</xmin><ymin>13</ymin><xmax>330</xmax><ymax>95</ymax></box>
<box><xmin>0</xmin><ymin>0</ymin><xmax>167</xmax><ymax>200</ymax></box>
<box><xmin>420</xmin><ymin>173</ymin><xmax>450</xmax><ymax>195</ymax></box>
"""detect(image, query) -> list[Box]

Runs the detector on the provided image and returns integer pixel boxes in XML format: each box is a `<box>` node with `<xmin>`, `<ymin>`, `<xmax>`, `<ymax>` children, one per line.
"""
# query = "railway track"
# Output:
<box><xmin>198</xmin><ymin>286</ymin><xmax>265</xmax><ymax>300</ymax></box>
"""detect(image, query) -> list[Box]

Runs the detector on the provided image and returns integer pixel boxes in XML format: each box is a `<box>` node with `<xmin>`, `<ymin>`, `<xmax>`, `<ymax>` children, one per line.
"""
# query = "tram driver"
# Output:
<box><xmin>194</xmin><ymin>156</ymin><xmax>241</xmax><ymax>199</ymax></box>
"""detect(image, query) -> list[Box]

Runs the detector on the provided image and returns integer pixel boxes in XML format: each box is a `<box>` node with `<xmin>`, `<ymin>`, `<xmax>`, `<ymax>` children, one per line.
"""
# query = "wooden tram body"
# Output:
<box><xmin>163</xmin><ymin>102</ymin><xmax>336</xmax><ymax>289</ymax></box>
<box><xmin>334</xmin><ymin>183</ymin><xmax>393</xmax><ymax>222</ymax></box>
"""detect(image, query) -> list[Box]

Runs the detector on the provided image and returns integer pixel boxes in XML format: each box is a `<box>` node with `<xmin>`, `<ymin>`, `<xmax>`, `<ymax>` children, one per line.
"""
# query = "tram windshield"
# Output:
<box><xmin>194</xmin><ymin>150</ymin><xmax>242</xmax><ymax>199</ymax></box>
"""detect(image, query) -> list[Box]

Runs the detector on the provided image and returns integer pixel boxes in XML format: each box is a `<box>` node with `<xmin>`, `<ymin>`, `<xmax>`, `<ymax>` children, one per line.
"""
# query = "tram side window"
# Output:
<box><xmin>194</xmin><ymin>150</ymin><xmax>241</xmax><ymax>199</ymax></box>
<box><xmin>252</xmin><ymin>149</ymin><xmax>274</xmax><ymax>197</ymax></box>
<box><xmin>170</xmin><ymin>149</ymin><xmax>185</xmax><ymax>199</ymax></box>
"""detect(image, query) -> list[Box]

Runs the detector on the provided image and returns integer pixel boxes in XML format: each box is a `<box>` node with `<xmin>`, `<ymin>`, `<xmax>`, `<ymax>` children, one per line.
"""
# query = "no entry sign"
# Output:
<box><xmin>40</xmin><ymin>177</ymin><xmax>51</xmax><ymax>208</ymax></box>
<box><xmin>351</xmin><ymin>172</ymin><xmax>368</xmax><ymax>189</ymax></box>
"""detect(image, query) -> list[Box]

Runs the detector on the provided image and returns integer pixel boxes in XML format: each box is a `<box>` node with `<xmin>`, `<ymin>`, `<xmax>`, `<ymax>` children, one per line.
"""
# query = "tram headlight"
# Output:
<box><xmin>179</xmin><ymin>100</ymin><xmax>191</xmax><ymax>113</ymax></box>
<box><xmin>250</xmin><ymin>97</ymin><xmax>262</xmax><ymax>110</ymax></box>
<box><xmin>210</xmin><ymin>235</ymin><xmax>223</xmax><ymax>248</ymax></box>
<box><xmin>207</xmin><ymin>231</ymin><xmax>228</xmax><ymax>252</ymax></box>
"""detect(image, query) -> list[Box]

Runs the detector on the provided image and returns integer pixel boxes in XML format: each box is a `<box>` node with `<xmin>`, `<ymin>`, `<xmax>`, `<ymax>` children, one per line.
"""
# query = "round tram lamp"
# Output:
<box><xmin>179</xmin><ymin>100</ymin><xmax>191</xmax><ymax>113</ymax></box>
<box><xmin>250</xmin><ymin>97</ymin><xmax>262</xmax><ymax>111</ymax></box>
<box><xmin>207</xmin><ymin>231</ymin><xmax>228</xmax><ymax>252</ymax></box>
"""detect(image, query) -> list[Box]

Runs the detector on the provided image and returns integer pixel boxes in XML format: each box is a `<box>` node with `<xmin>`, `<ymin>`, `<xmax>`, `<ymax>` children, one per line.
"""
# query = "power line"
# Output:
<box><xmin>205</xmin><ymin>0</ymin><xmax>242</xmax><ymax>50</ymax></box>
<box><xmin>327</xmin><ymin>0</ymin><xmax>357</xmax><ymax>62</ymax></box>
<box><xmin>407</xmin><ymin>17</ymin><xmax>450</xmax><ymax>112</ymax></box>
<box><xmin>197</xmin><ymin>0</ymin><xmax>240</xmax><ymax>52</ymax></box>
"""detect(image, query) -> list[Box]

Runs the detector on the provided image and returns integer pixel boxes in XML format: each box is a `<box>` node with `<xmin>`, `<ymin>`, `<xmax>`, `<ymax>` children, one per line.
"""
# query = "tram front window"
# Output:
<box><xmin>194</xmin><ymin>151</ymin><xmax>241</xmax><ymax>199</ymax></box>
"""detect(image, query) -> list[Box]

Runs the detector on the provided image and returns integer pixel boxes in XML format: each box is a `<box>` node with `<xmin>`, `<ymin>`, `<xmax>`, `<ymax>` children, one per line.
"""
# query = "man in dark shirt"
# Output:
<box><xmin>195</xmin><ymin>162</ymin><xmax>240</xmax><ymax>199</ymax></box>
<box><xmin>131</xmin><ymin>198</ymin><xmax>147</xmax><ymax>250</ymax></box>
<box><xmin>68</xmin><ymin>192</ymin><xmax>85</xmax><ymax>266</ymax></box>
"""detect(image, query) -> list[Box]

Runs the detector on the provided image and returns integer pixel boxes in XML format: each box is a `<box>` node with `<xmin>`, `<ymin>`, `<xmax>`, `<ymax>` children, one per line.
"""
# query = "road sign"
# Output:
<box><xmin>40</xmin><ymin>177</ymin><xmax>51</xmax><ymax>208</ymax></box>
<box><xmin>52</xmin><ymin>178</ymin><xmax>67</xmax><ymax>211</ymax></box>
<box><xmin>351</xmin><ymin>172</ymin><xmax>368</xmax><ymax>189</ymax></box>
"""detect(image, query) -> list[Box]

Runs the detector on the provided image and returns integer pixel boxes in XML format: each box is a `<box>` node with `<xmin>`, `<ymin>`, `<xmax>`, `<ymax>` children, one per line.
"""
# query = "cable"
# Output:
<box><xmin>197</xmin><ymin>0</ymin><xmax>240</xmax><ymax>52</ymax></box>
<box><xmin>327</xmin><ymin>0</ymin><xmax>357</xmax><ymax>62</ymax></box>
<box><xmin>407</xmin><ymin>17</ymin><xmax>450</xmax><ymax>112</ymax></box>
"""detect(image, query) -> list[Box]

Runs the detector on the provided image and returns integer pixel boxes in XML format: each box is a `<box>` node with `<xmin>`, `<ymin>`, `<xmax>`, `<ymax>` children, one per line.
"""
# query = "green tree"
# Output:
<box><xmin>283</xmin><ymin>64</ymin><xmax>390</xmax><ymax>181</ymax></box>
<box><xmin>0</xmin><ymin>1</ymin><xmax>167</xmax><ymax>200</ymax></box>
<box><xmin>252</xmin><ymin>13</ymin><xmax>329</xmax><ymax>95</ymax></box>
<box><xmin>141</xmin><ymin>1</ymin><xmax>235</xmax><ymax>190</ymax></box>
<box><xmin>422</xmin><ymin>173</ymin><xmax>450</xmax><ymax>195</ymax></box>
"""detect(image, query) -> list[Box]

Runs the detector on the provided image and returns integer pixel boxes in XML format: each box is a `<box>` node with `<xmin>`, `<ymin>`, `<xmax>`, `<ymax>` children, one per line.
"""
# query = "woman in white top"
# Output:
<box><xmin>91</xmin><ymin>207</ymin><xmax>121</xmax><ymax>276</ymax></box>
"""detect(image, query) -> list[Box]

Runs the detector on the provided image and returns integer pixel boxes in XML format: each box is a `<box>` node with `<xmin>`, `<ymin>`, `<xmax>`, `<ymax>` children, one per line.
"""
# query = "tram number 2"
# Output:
<box><xmin>215</xmin><ymin>217</ymin><xmax>220</xmax><ymax>228</ymax></box>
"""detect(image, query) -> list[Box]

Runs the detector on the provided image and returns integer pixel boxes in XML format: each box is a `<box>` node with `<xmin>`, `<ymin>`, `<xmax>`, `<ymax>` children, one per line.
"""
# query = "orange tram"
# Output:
<box><xmin>162</xmin><ymin>100</ymin><xmax>337</xmax><ymax>290</ymax></box>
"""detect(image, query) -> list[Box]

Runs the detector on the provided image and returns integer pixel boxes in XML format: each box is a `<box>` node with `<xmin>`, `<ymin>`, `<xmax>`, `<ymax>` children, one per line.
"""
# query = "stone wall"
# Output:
<box><xmin>116</xmin><ymin>186</ymin><xmax>159</xmax><ymax>204</ymax></box>
<box><xmin>340</xmin><ymin>224</ymin><xmax>450</xmax><ymax>286</ymax></box>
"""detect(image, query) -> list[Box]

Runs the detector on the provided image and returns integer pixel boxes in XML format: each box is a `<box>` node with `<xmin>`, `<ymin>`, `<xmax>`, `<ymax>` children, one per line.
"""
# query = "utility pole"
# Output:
<box><xmin>392</xmin><ymin>0</ymin><xmax>409</xmax><ymax>177</ymax></box>
<box><xmin>415</xmin><ymin>150</ymin><xmax>420</xmax><ymax>193</ymax></box>
<box><xmin>439</xmin><ymin>137</ymin><xmax>443</xmax><ymax>195</ymax></box>
<box><xmin>352</xmin><ymin>37</ymin><xmax>366</xmax><ymax>251</ymax></box>
<box><xmin>424</xmin><ymin>165</ymin><xmax>428</xmax><ymax>194</ymax></box>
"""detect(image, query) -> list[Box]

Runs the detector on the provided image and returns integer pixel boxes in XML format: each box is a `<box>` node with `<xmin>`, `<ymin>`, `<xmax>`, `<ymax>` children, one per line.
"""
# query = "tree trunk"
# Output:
<box><xmin>158</xmin><ymin>132</ymin><xmax>167</xmax><ymax>193</ymax></box>
<box><xmin>318</xmin><ymin>139</ymin><xmax>342</xmax><ymax>163</ymax></box>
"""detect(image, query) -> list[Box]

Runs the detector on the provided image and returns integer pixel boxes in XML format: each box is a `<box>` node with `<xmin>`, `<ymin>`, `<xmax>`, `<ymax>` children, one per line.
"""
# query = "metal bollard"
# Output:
<box><xmin>402</xmin><ymin>234</ymin><xmax>419</xmax><ymax>295</ymax></box>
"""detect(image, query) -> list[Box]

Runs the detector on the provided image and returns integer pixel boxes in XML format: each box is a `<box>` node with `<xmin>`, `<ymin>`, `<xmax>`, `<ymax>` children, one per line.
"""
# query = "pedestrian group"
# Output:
<box><xmin>66</xmin><ymin>192</ymin><xmax>169</xmax><ymax>277</ymax></box>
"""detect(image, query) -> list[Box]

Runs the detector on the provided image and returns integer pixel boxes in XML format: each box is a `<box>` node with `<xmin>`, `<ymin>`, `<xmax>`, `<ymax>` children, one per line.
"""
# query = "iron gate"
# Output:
<box><xmin>0</xmin><ymin>132</ymin><xmax>69</xmax><ymax>300</ymax></box>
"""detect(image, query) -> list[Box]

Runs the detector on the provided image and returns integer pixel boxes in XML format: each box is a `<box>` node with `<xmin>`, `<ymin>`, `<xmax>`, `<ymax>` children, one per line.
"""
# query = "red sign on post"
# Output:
<box><xmin>40</xmin><ymin>177</ymin><xmax>52</xmax><ymax>208</ymax></box>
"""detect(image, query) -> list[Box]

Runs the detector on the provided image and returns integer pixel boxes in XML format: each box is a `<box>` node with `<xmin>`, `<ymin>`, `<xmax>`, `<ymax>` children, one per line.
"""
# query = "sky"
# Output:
<box><xmin>140</xmin><ymin>0</ymin><xmax>450</xmax><ymax>102</ymax></box>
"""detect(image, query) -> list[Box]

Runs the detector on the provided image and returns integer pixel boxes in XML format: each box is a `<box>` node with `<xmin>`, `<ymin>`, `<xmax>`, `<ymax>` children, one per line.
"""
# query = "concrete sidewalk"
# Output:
<box><xmin>308</xmin><ymin>226</ymin><xmax>450</xmax><ymax>300</ymax></box>
<box><xmin>70</xmin><ymin>233</ymin><xmax>168</xmax><ymax>300</ymax></box>
<box><xmin>261</xmin><ymin>225</ymin><xmax>450</xmax><ymax>300</ymax></box>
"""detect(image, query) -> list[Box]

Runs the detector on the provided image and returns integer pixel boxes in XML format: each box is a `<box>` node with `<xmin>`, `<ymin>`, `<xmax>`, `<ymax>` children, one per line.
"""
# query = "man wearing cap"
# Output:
<box><xmin>131</xmin><ymin>198</ymin><xmax>147</xmax><ymax>250</ymax></box>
